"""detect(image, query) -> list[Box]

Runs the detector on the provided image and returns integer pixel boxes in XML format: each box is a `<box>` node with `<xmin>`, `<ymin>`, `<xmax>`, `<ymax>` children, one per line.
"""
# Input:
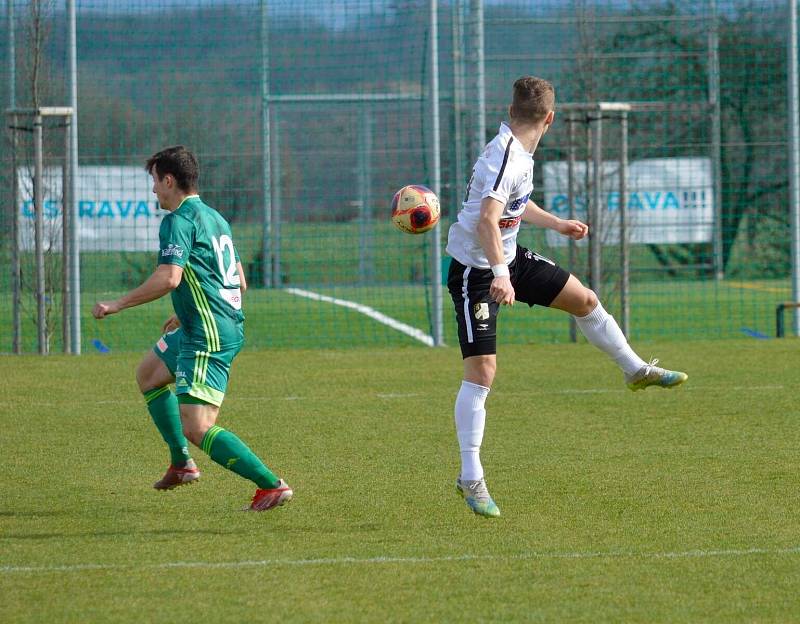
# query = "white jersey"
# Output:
<box><xmin>446</xmin><ymin>122</ymin><xmax>534</xmax><ymax>268</ymax></box>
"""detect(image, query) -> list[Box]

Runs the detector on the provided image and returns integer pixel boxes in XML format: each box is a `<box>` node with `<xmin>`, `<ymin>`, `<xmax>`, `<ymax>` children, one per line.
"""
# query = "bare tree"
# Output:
<box><xmin>17</xmin><ymin>0</ymin><xmax>60</xmax><ymax>351</ymax></box>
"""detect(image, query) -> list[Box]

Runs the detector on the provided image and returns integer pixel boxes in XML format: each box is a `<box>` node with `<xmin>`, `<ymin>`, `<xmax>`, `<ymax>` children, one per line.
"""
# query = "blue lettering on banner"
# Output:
<box><xmin>552</xmin><ymin>195</ymin><xmax>570</xmax><ymax>213</ymax></box>
<box><xmin>134</xmin><ymin>201</ymin><xmax>151</xmax><ymax>217</ymax></box>
<box><xmin>22</xmin><ymin>200</ymin><xmax>60</xmax><ymax>217</ymax></box>
<box><xmin>26</xmin><ymin>199</ymin><xmax>158</xmax><ymax>219</ymax></box>
<box><xmin>664</xmin><ymin>192</ymin><xmax>681</xmax><ymax>210</ymax></box>
<box><xmin>97</xmin><ymin>200</ymin><xmax>114</xmax><ymax>218</ymax></box>
<box><xmin>549</xmin><ymin>194</ymin><xmax>589</xmax><ymax>214</ymax></box>
<box><xmin>117</xmin><ymin>200</ymin><xmax>133</xmax><ymax>217</ymax></box>
<box><xmin>550</xmin><ymin>190</ymin><xmax>706</xmax><ymax>214</ymax></box>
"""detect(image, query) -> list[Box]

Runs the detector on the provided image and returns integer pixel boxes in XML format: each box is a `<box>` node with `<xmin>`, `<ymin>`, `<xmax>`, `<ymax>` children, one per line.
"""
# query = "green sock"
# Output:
<box><xmin>144</xmin><ymin>386</ymin><xmax>191</xmax><ymax>467</ymax></box>
<box><xmin>200</xmin><ymin>425</ymin><xmax>280</xmax><ymax>489</ymax></box>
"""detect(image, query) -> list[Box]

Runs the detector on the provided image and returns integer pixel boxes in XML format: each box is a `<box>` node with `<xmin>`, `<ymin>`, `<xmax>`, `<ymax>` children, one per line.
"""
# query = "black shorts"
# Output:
<box><xmin>447</xmin><ymin>245</ymin><xmax>571</xmax><ymax>358</ymax></box>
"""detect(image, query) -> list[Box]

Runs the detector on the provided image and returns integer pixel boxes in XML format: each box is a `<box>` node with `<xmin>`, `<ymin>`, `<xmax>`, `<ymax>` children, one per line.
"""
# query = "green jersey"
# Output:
<box><xmin>158</xmin><ymin>195</ymin><xmax>244</xmax><ymax>351</ymax></box>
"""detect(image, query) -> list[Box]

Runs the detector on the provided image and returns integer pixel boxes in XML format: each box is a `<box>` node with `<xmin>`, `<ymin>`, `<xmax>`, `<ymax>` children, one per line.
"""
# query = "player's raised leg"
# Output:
<box><xmin>549</xmin><ymin>275</ymin><xmax>688</xmax><ymax>390</ymax></box>
<box><xmin>136</xmin><ymin>348</ymin><xmax>199</xmax><ymax>490</ymax></box>
<box><xmin>455</xmin><ymin>354</ymin><xmax>500</xmax><ymax>518</ymax></box>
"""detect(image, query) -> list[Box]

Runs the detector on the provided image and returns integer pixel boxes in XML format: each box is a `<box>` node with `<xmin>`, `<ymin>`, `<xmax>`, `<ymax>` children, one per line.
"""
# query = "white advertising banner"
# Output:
<box><xmin>17</xmin><ymin>166</ymin><xmax>164</xmax><ymax>252</ymax></box>
<box><xmin>542</xmin><ymin>158</ymin><xmax>714</xmax><ymax>246</ymax></box>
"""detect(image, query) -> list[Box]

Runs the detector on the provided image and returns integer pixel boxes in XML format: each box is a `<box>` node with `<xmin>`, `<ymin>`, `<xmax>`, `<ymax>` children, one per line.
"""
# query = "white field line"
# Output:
<box><xmin>2</xmin><ymin>546</ymin><xmax>799</xmax><ymax>575</ymax></box>
<box><xmin>284</xmin><ymin>287</ymin><xmax>434</xmax><ymax>347</ymax></box>
<box><xmin>236</xmin><ymin>384</ymin><xmax>785</xmax><ymax>401</ymax></box>
<box><xmin>57</xmin><ymin>384</ymin><xmax>787</xmax><ymax>409</ymax></box>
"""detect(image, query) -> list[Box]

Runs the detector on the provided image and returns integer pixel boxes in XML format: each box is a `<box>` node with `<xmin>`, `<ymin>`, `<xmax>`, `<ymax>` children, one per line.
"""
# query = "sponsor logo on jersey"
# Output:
<box><xmin>161</xmin><ymin>243</ymin><xmax>184</xmax><ymax>258</ymax></box>
<box><xmin>477</xmin><ymin>323</ymin><xmax>489</xmax><ymax>331</ymax></box>
<box><xmin>474</xmin><ymin>303</ymin><xmax>490</xmax><ymax>320</ymax></box>
<box><xmin>219</xmin><ymin>287</ymin><xmax>242</xmax><ymax>311</ymax></box>
<box><xmin>498</xmin><ymin>216</ymin><xmax>522</xmax><ymax>229</ymax></box>
<box><xmin>156</xmin><ymin>337</ymin><xmax>168</xmax><ymax>353</ymax></box>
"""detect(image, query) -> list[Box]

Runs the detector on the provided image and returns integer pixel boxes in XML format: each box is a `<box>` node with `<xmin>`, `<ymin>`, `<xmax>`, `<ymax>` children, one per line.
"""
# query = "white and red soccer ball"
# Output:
<box><xmin>391</xmin><ymin>184</ymin><xmax>440</xmax><ymax>234</ymax></box>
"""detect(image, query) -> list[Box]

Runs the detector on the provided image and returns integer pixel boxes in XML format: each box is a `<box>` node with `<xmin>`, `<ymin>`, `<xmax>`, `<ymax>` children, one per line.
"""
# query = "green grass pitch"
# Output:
<box><xmin>2</xmin><ymin>339</ymin><xmax>799</xmax><ymax>622</ymax></box>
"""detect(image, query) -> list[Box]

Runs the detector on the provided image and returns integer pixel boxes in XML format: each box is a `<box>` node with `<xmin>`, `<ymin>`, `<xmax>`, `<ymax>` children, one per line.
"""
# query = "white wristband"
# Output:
<box><xmin>491</xmin><ymin>263</ymin><xmax>510</xmax><ymax>278</ymax></box>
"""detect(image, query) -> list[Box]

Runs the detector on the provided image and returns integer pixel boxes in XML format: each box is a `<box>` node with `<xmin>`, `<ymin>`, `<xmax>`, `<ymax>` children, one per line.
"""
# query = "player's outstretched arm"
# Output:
<box><xmin>522</xmin><ymin>199</ymin><xmax>588</xmax><ymax>240</ymax></box>
<box><xmin>93</xmin><ymin>264</ymin><xmax>183</xmax><ymax>319</ymax></box>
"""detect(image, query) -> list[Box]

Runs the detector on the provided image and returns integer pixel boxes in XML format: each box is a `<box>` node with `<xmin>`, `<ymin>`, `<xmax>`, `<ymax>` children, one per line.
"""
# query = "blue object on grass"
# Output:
<box><xmin>91</xmin><ymin>338</ymin><xmax>111</xmax><ymax>353</ymax></box>
<box><xmin>741</xmin><ymin>328</ymin><xmax>769</xmax><ymax>339</ymax></box>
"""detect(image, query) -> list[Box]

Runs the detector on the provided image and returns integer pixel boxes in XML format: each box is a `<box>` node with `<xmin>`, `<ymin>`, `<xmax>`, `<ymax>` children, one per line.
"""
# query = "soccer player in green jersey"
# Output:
<box><xmin>92</xmin><ymin>145</ymin><xmax>292</xmax><ymax>511</ymax></box>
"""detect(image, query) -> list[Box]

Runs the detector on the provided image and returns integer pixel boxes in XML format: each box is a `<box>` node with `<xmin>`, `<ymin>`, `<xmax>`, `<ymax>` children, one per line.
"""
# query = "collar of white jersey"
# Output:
<box><xmin>499</xmin><ymin>122</ymin><xmax>534</xmax><ymax>159</ymax></box>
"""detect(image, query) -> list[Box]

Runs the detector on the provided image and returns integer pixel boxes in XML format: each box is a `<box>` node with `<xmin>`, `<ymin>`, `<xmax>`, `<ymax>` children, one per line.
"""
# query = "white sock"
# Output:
<box><xmin>574</xmin><ymin>303</ymin><xmax>646</xmax><ymax>375</ymax></box>
<box><xmin>455</xmin><ymin>380</ymin><xmax>490</xmax><ymax>481</ymax></box>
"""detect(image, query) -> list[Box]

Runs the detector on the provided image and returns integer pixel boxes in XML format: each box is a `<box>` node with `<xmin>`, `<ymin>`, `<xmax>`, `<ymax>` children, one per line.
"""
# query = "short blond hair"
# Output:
<box><xmin>509</xmin><ymin>76</ymin><xmax>555</xmax><ymax>124</ymax></box>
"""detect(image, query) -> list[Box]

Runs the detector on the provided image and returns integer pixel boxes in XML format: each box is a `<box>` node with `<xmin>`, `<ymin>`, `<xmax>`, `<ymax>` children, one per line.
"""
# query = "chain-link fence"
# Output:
<box><xmin>1</xmin><ymin>0</ymin><xmax>797</xmax><ymax>353</ymax></box>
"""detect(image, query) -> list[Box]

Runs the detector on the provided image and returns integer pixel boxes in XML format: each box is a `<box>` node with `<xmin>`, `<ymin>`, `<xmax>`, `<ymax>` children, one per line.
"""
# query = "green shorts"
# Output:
<box><xmin>153</xmin><ymin>327</ymin><xmax>242</xmax><ymax>407</ymax></box>
<box><xmin>153</xmin><ymin>327</ymin><xmax>183</xmax><ymax>375</ymax></box>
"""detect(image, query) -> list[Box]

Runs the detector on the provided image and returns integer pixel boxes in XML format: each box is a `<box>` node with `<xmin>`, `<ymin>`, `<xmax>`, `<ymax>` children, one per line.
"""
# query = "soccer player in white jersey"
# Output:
<box><xmin>446</xmin><ymin>76</ymin><xmax>687</xmax><ymax>518</ymax></box>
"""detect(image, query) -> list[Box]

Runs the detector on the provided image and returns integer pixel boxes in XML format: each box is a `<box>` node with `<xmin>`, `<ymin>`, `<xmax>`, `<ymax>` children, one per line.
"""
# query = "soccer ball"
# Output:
<box><xmin>391</xmin><ymin>185</ymin><xmax>440</xmax><ymax>234</ymax></box>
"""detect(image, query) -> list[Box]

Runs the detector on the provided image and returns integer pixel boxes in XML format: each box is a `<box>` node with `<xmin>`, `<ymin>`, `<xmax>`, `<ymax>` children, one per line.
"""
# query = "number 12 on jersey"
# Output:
<box><xmin>212</xmin><ymin>235</ymin><xmax>241</xmax><ymax>287</ymax></box>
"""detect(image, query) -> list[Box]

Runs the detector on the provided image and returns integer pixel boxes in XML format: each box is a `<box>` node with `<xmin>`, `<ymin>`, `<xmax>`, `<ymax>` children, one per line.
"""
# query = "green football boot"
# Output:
<box><xmin>626</xmin><ymin>359</ymin><xmax>688</xmax><ymax>391</ymax></box>
<box><xmin>456</xmin><ymin>477</ymin><xmax>501</xmax><ymax>518</ymax></box>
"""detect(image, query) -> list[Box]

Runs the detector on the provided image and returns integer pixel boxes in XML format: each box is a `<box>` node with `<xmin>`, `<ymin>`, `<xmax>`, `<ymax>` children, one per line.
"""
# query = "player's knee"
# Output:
<box><xmin>465</xmin><ymin>357</ymin><xmax>496</xmax><ymax>387</ymax></box>
<box><xmin>481</xmin><ymin>361</ymin><xmax>497</xmax><ymax>386</ymax></box>
<box><xmin>476</xmin><ymin>370</ymin><xmax>495</xmax><ymax>388</ymax></box>
<box><xmin>577</xmin><ymin>288</ymin><xmax>599</xmax><ymax>316</ymax></box>
<box><xmin>135</xmin><ymin>360</ymin><xmax>152</xmax><ymax>393</ymax></box>
<box><xmin>182</xmin><ymin>424</ymin><xmax>208</xmax><ymax>447</ymax></box>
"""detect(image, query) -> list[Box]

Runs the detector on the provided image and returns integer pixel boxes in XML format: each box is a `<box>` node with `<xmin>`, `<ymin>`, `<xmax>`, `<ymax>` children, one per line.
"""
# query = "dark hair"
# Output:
<box><xmin>509</xmin><ymin>76</ymin><xmax>555</xmax><ymax>124</ymax></box>
<box><xmin>145</xmin><ymin>145</ymin><xmax>199</xmax><ymax>192</ymax></box>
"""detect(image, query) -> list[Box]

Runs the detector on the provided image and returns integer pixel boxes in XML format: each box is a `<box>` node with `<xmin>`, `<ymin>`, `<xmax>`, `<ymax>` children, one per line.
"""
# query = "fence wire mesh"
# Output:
<box><xmin>1</xmin><ymin>0</ymin><xmax>796</xmax><ymax>352</ymax></box>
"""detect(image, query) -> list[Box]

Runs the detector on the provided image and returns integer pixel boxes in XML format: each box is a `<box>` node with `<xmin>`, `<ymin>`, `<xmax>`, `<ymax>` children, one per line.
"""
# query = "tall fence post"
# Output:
<box><xmin>358</xmin><ymin>103</ymin><xmax>373</xmax><ymax>284</ymax></box>
<box><xmin>567</xmin><ymin>115</ymin><xmax>578</xmax><ymax>343</ymax></box>
<box><xmin>619</xmin><ymin>110</ymin><xmax>629</xmax><ymax>337</ymax></box>
<box><xmin>451</xmin><ymin>0</ymin><xmax>466</xmax><ymax>220</ymax></box>
<box><xmin>429</xmin><ymin>0</ymin><xmax>444</xmax><ymax>346</ymax></box>
<box><xmin>8</xmin><ymin>0</ymin><xmax>21</xmax><ymax>353</ymax></box>
<box><xmin>62</xmin><ymin>117</ymin><xmax>72</xmax><ymax>353</ymax></box>
<box><xmin>33</xmin><ymin>113</ymin><xmax>47</xmax><ymax>354</ymax></box>
<box><xmin>709</xmin><ymin>0</ymin><xmax>724</xmax><ymax>281</ymax></box>
<box><xmin>67</xmin><ymin>0</ymin><xmax>80</xmax><ymax>353</ymax></box>
<box><xmin>260</xmin><ymin>0</ymin><xmax>272</xmax><ymax>289</ymax></box>
<box><xmin>589</xmin><ymin>109</ymin><xmax>603</xmax><ymax>297</ymax></box>
<box><xmin>788</xmin><ymin>0</ymin><xmax>800</xmax><ymax>335</ymax></box>
<box><xmin>10</xmin><ymin>115</ymin><xmax>21</xmax><ymax>354</ymax></box>
<box><xmin>271</xmin><ymin>110</ymin><xmax>282</xmax><ymax>288</ymax></box>
<box><xmin>469</xmin><ymin>0</ymin><xmax>485</xmax><ymax>157</ymax></box>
